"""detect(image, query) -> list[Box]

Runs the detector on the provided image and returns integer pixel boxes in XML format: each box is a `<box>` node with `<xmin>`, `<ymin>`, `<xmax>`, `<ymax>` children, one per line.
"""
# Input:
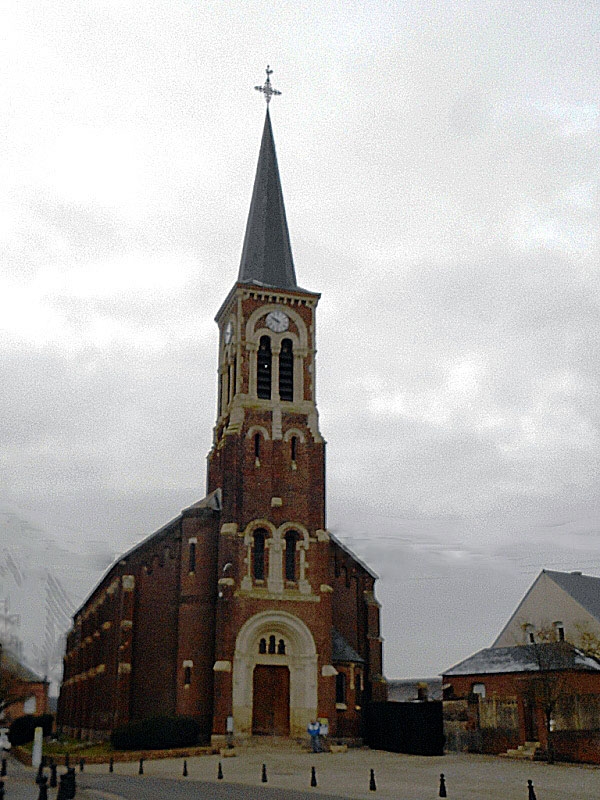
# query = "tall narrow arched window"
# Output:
<box><xmin>253</xmin><ymin>529</ymin><xmax>266</xmax><ymax>580</ymax></box>
<box><xmin>285</xmin><ymin>531</ymin><xmax>299</xmax><ymax>581</ymax></box>
<box><xmin>257</xmin><ymin>336</ymin><xmax>272</xmax><ymax>399</ymax></box>
<box><xmin>254</xmin><ymin>433</ymin><xmax>261</xmax><ymax>460</ymax></box>
<box><xmin>291</xmin><ymin>436</ymin><xmax>298</xmax><ymax>462</ymax></box>
<box><xmin>279</xmin><ymin>338</ymin><xmax>294</xmax><ymax>401</ymax></box>
<box><xmin>268</xmin><ymin>635</ymin><xmax>276</xmax><ymax>654</ymax></box>
<box><xmin>336</xmin><ymin>672</ymin><xmax>347</xmax><ymax>705</ymax></box>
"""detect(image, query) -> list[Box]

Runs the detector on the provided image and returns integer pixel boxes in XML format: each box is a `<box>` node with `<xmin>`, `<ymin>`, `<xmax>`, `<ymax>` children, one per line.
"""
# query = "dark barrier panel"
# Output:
<box><xmin>366</xmin><ymin>701</ymin><xmax>444</xmax><ymax>755</ymax></box>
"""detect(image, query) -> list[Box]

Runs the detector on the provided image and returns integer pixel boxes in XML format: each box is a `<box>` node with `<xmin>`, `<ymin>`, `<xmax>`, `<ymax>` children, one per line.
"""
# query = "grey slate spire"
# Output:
<box><xmin>237</xmin><ymin>108</ymin><xmax>297</xmax><ymax>290</ymax></box>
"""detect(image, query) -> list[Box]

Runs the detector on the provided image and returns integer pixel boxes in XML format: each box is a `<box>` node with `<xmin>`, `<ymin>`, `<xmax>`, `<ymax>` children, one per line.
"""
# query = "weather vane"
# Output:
<box><xmin>255</xmin><ymin>65</ymin><xmax>282</xmax><ymax>105</ymax></box>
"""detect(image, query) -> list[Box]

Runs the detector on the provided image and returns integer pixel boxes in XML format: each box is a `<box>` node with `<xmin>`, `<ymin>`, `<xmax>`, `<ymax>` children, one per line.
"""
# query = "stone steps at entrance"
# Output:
<box><xmin>501</xmin><ymin>741</ymin><xmax>541</xmax><ymax>760</ymax></box>
<box><xmin>236</xmin><ymin>736</ymin><xmax>307</xmax><ymax>752</ymax></box>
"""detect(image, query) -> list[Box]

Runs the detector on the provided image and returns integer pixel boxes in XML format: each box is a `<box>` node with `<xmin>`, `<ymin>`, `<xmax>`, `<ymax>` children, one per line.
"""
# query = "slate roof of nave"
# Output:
<box><xmin>444</xmin><ymin>643</ymin><xmax>600</xmax><ymax>676</ymax></box>
<box><xmin>329</xmin><ymin>532</ymin><xmax>378</xmax><ymax>580</ymax></box>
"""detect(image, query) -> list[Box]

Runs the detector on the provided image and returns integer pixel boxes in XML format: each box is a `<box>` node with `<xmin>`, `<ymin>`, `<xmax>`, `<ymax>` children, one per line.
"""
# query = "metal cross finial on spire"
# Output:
<box><xmin>255</xmin><ymin>65</ymin><xmax>282</xmax><ymax>105</ymax></box>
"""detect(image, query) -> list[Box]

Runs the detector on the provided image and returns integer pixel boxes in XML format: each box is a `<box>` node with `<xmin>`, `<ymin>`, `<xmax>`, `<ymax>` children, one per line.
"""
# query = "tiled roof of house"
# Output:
<box><xmin>444</xmin><ymin>643</ymin><xmax>600</xmax><ymax>676</ymax></box>
<box><xmin>545</xmin><ymin>569</ymin><xmax>600</xmax><ymax>623</ymax></box>
<box><xmin>1</xmin><ymin>649</ymin><xmax>45</xmax><ymax>683</ymax></box>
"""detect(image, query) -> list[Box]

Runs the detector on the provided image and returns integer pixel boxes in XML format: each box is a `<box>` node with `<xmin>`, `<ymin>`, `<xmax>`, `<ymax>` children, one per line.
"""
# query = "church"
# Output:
<box><xmin>57</xmin><ymin>70</ymin><xmax>386</xmax><ymax>744</ymax></box>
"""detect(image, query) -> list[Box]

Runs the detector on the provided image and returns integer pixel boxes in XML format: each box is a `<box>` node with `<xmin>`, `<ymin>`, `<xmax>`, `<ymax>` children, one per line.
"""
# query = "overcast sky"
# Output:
<box><xmin>1</xmin><ymin>0</ymin><xmax>599</xmax><ymax>680</ymax></box>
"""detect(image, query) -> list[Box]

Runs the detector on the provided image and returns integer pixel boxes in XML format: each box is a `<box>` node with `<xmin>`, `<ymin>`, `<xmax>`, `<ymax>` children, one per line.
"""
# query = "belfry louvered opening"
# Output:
<box><xmin>257</xmin><ymin>336</ymin><xmax>272</xmax><ymax>399</ymax></box>
<box><xmin>279</xmin><ymin>338</ymin><xmax>294</xmax><ymax>401</ymax></box>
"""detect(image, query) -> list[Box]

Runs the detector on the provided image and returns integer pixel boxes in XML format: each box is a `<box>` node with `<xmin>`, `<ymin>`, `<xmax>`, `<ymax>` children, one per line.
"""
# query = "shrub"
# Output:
<box><xmin>8</xmin><ymin>714</ymin><xmax>53</xmax><ymax>746</ymax></box>
<box><xmin>110</xmin><ymin>716</ymin><xmax>202</xmax><ymax>751</ymax></box>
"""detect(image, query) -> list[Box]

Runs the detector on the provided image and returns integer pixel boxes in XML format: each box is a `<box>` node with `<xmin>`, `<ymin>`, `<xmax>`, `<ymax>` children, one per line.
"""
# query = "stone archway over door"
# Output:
<box><xmin>252</xmin><ymin>665</ymin><xmax>290</xmax><ymax>735</ymax></box>
<box><xmin>233</xmin><ymin>610</ymin><xmax>318</xmax><ymax>737</ymax></box>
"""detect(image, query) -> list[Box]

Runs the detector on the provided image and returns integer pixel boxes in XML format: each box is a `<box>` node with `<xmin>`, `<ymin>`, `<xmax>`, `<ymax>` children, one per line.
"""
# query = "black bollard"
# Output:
<box><xmin>311</xmin><ymin>766</ymin><xmax>317</xmax><ymax>787</ymax></box>
<box><xmin>79</xmin><ymin>759</ymin><xmax>85</xmax><ymax>773</ymax></box>
<box><xmin>37</xmin><ymin>774</ymin><xmax>49</xmax><ymax>800</ymax></box>
<box><xmin>439</xmin><ymin>773</ymin><xmax>447</xmax><ymax>798</ymax></box>
<box><xmin>36</xmin><ymin>762</ymin><xmax>44</xmax><ymax>784</ymax></box>
<box><xmin>261</xmin><ymin>763</ymin><xmax>268</xmax><ymax>783</ymax></box>
<box><xmin>0</xmin><ymin>779</ymin><xmax>4</xmax><ymax>800</ymax></box>
<box><xmin>217</xmin><ymin>761</ymin><xmax>223</xmax><ymax>780</ymax></box>
<box><xmin>183</xmin><ymin>760</ymin><xmax>188</xmax><ymax>777</ymax></box>
<box><xmin>64</xmin><ymin>753</ymin><xmax>70</xmax><ymax>769</ymax></box>
<box><xmin>528</xmin><ymin>779</ymin><xmax>537</xmax><ymax>800</ymax></box>
<box><xmin>50</xmin><ymin>763</ymin><xmax>58</xmax><ymax>788</ymax></box>
<box><xmin>369</xmin><ymin>768</ymin><xmax>376</xmax><ymax>791</ymax></box>
<box><xmin>139</xmin><ymin>758</ymin><xmax>144</xmax><ymax>775</ymax></box>
<box><xmin>0</xmin><ymin>758</ymin><xmax>5</xmax><ymax>777</ymax></box>
<box><xmin>109</xmin><ymin>758</ymin><xmax>114</xmax><ymax>773</ymax></box>
<box><xmin>67</xmin><ymin>766</ymin><xmax>77</xmax><ymax>799</ymax></box>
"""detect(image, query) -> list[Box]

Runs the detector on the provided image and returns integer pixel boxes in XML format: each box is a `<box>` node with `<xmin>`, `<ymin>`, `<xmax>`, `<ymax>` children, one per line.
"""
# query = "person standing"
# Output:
<box><xmin>307</xmin><ymin>719</ymin><xmax>321</xmax><ymax>753</ymax></box>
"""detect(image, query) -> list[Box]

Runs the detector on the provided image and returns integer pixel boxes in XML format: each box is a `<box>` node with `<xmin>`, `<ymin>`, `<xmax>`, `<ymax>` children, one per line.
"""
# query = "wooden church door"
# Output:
<box><xmin>252</xmin><ymin>665</ymin><xmax>290</xmax><ymax>735</ymax></box>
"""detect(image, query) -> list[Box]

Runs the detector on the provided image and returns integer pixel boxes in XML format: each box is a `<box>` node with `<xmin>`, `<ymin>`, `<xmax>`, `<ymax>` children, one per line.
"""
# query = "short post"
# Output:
<box><xmin>138</xmin><ymin>758</ymin><xmax>144</xmax><ymax>775</ymax></box>
<box><xmin>369</xmin><ymin>768</ymin><xmax>376</xmax><ymax>791</ymax></box>
<box><xmin>37</xmin><ymin>774</ymin><xmax>49</xmax><ymax>800</ymax></box>
<box><xmin>0</xmin><ymin>758</ymin><xmax>6</xmax><ymax>777</ymax></box>
<box><xmin>182</xmin><ymin>760</ymin><xmax>188</xmax><ymax>777</ymax></box>
<box><xmin>311</xmin><ymin>766</ymin><xmax>317</xmax><ymax>787</ymax></box>
<box><xmin>67</xmin><ymin>766</ymin><xmax>77</xmax><ymax>799</ymax></box>
<box><xmin>109</xmin><ymin>758</ymin><xmax>114</xmax><ymax>773</ymax></box>
<box><xmin>439</xmin><ymin>773</ymin><xmax>447</xmax><ymax>798</ymax></box>
<box><xmin>0</xmin><ymin>779</ymin><xmax>4</xmax><ymax>800</ymax></box>
<box><xmin>217</xmin><ymin>761</ymin><xmax>223</xmax><ymax>780</ymax></box>
<box><xmin>64</xmin><ymin>753</ymin><xmax>70</xmax><ymax>769</ymax></box>
<box><xmin>528</xmin><ymin>779</ymin><xmax>537</xmax><ymax>800</ymax></box>
<box><xmin>261</xmin><ymin>763</ymin><xmax>268</xmax><ymax>783</ymax></box>
<box><xmin>50</xmin><ymin>763</ymin><xmax>58</xmax><ymax>787</ymax></box>
<box><xmin>36</xmin><ymin>762</ymin><xmax>44</xmax><ymax>784</ymax></box>
<box><xmin>79</xmin><ymin>759</ymin><xmax>84</xmax><ymax>773</ymax></box>
<box><xmin>32</xmin><ymin>727</ymin><xmax>43</xmax><ymax>771</ymax></box>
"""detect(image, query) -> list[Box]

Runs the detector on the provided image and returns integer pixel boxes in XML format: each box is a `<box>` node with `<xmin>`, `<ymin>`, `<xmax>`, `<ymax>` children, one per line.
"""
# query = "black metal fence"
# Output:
<box><xmin>365</xmin><ymin>701</ymin><xmax>444</xmax><ymax>756</ymax></box>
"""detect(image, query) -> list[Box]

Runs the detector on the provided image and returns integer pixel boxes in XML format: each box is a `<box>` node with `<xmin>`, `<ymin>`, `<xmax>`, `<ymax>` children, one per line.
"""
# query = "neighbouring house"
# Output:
<box><xmin>493</xmin><ymin>570</ymin><xmax>600</xmax><ymax>653</ymax></box>
<box><xmin>57</xmin><ymin>86</ymin><xmax>386</xmax><ymax>744</ymax></box>
<box><xmin>443</xmin><ymin>642</ymin><xmax>600</xmax><ymax>763</ymax></box>
<box><xmin>0</xmin><ymin>645</ymin><xmax>50</xmax><ymax>724</ymax></box>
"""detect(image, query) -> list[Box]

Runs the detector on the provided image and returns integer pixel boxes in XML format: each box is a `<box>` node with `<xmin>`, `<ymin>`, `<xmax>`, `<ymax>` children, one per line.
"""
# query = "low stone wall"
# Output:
<box><xmin>12</xmin><ymin>745</ymin><xmax>216</xmax><ymax>766</ymax></box>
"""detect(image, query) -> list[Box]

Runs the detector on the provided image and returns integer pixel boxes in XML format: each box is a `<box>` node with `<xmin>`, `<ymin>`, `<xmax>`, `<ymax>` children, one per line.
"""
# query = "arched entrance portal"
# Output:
<box><xmin>233</xmin><ymin>611</ymin><xmax>318</xmax><ymax>737</ymax></box>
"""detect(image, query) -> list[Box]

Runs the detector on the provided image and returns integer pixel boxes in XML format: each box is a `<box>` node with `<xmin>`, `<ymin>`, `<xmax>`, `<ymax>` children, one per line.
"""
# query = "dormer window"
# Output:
<box><xmin>257</xmin><ymin>336</ymin><xmax>272</xmax><ymax>399</ymax></box>
<box><xmin>279</xmin><ymin>338</ymin><xmax>294</xmax><ymax>401</ymax></box>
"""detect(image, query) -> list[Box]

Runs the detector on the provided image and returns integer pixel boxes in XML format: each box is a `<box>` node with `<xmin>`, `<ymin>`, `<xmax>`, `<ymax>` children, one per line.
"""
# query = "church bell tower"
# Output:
<box><xmin>208</xmin><ymin>69</ymin><xmax>336</xmax><ymax>738</ymax></box>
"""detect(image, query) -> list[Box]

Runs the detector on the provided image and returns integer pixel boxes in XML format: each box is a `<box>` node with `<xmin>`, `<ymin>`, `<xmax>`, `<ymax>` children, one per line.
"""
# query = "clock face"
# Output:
<box><xmin>265</xmin><ymin>310</ymin><xmax>289</xmax><ymax>333</ymax></box>
<box><xmin>224</xmin><ymin>320</ymin><xmax>234</xmax><ymax>344</ymax></box>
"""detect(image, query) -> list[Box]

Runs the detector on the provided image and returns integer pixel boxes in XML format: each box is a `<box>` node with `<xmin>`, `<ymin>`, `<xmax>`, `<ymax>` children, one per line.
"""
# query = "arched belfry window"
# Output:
<box><xmin>253</xmin><ymin>529</ymin><xmax>266</xmax><ymax>580</ymax></box>
<box><xmin>279</xmin><ymin>338</ymin><xmax>294</xmax><ymax>401</ymax></box>
<box><xmin>285</xmin><ymin>531</ymin><xmax>299</xmax><ymax>581</ymax></box>
<box><xmin>257</xmin><ymin>336</ymin><xmax>272</xmax><ymax>399</ymax></box>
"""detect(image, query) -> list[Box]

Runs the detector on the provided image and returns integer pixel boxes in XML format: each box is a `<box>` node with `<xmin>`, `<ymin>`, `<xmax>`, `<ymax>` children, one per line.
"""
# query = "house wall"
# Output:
<box><xmin>494</xmin><ymin>572</ymin><xmax>600</xmax><ymax>649</ymax></box>
<box><xmin>444</xmin><ymin>670</ymin><xmax>600</xmax><ymax>762</ymax></box>
<box><xmin>0</xmin><ymin>676</ymin><xmax>49</xmax><ymax>724</ymax></box>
